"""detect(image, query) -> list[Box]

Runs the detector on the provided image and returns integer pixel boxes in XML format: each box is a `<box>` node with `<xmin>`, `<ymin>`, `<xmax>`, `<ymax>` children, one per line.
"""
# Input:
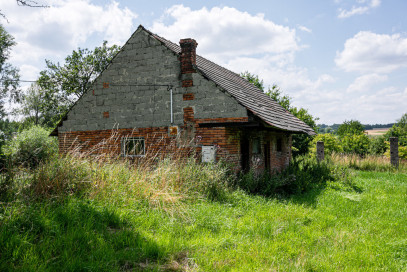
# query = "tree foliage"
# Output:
<box><xmin>385</xmin><ymin>112</ymin><xmax>407</xmax><ymax>146</ymax></box>
<box><xmin>241</xmin><ymin>72</ymin><xmax>318</xmax><ymax>156</ymax></box>
<box><xmin>37</xmin><ymin>41</ymin><xmax>121</xmax><ymax>126</ymax></box>
<box><xmin>15</xmin><ymin>83</ymin><xmax>59</xmax><ymax>128</ymax></box>
<box><xmin>265</xmin><ymin>85</ymin><xmax>292</xmax><ymax>111</ymax></box>
<box><xmin>39</xmin><ymin>41</ymin><xmax>121</xmax><ymax>99</ymax></box>
<box><xmin>0</xmin><ymin>25</ymin><xmax>20</xmax><ymax>117</ymax></box>
<box><xmin>337</xmin><ymin>120</ymin><xmax>365</xmax><ymax>137</ymax></box>
<box><xmin>240</xmin><ymin>71</ymin><xmax>264</xmax><ymax>90</ymax></box>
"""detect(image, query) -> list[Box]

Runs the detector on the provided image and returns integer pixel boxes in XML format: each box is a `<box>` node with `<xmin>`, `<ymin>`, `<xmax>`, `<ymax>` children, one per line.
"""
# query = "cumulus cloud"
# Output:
<box><xmin>346</xmin><ymin>73</ymin><xmax>388</xmax><ymax>93</ymax></box>
<box><xmin>338</xmin><ymin>0</ymin><xmax>381</xmax><ymax>18</ymax></box>
<box><xmin>4</xmin><ymin>0</ymin><xmax>137</xmax><ymax>80</ymax></box>
<box><xmin>149</xmin><ymin>5</ymin><xmax>344</xmax><ymax>122</ymax></box>
<box><xmin>151</xmin><ymin>5</ymin><xmax>299</xmax><ymax>60</ymax></box>
<box><xmin>335</xmin><ymin>31</ymin><xmax>407</xmax><ymax>73</ymax></box>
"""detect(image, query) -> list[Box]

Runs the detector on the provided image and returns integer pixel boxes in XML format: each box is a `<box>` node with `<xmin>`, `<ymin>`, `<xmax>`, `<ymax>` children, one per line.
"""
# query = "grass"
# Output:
<box><xmin>330</xmin><ymin>152</ymin><xmax>407</xmax><ymax>172</ymax></box>
<box><xmin>1</xmin><ymin>152</ymin><xmax>407</xmax><ymax>271</ymax></box>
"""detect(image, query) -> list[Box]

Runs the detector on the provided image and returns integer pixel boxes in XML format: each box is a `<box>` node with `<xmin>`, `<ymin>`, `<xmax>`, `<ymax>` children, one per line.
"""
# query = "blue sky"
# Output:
<box><xmin>3</xmin><ymin>0</ymin><xmax>407</xmax><ymax>124</ymax></box>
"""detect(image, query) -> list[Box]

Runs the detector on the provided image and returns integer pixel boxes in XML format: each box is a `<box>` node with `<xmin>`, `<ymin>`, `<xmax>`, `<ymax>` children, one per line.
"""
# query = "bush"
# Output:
<box><xmin>369</xmin><ymin>136</ymin><xmax>387</xmax><ymax>155</ymax></box>
<box><xmin>310</xmin><ymin>133</ymin><xmax>342</xmax><ymax>155</ymax></box>
<box><xmin>384</xmin><ymin>143</ymin><xmax>407</xmax><ymax>160</ymax></box>
<box><xmin>236</xmin><ymin>155</ymin><xmax>355</xmax><ymax>196</ymax></box>
<box><xmin>341</xmin><ymin>133</ymin><xmax>370</xmax><ymax>156</ymax></box>
<box><xmin>2</xmin><ymin>126</ymin><xmax>58</xmax><ymax>168</ymax></box>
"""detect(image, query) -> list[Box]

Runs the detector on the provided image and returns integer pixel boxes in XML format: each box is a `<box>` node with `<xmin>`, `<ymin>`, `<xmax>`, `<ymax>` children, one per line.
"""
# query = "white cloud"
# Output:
<box><xmin>298</xmin><ymin>25</ymin><xmax>312</xmax><ymax>33</ymax></box>
<box><xmin>151</xmin><ymin>5</ymin><xmax>299</xmax><ymax>60</ymax></box>
<box><xmin>335</xmin><ymin>31</ymin><xmax>407</xmax><ymax>73</ymax></box>
<box><xmin>149</xmin><ymin>5</ymin><xmax>348</xmax><ymax>122</ymax></box>
<box><xmin>4</xmin><ymin>0</ymin><xmax>137</xmax><ymax>80</ymax></box>
<box><xmin>338</xmin><ymin>0</ymin><xmax>381</xmax><ymax>18</ymax></box>
<box><xmin>346</xmin><ymin>73</ymin><xmax>387</xmax><ymax>93</ymax></box>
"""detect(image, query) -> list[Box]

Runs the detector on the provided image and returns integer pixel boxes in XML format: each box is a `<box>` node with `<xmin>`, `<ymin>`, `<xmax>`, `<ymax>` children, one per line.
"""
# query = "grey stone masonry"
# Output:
<box><xmin>58</xmin><ymin>27</ymin><xmax>248</xmax><ymax>133</ymax></box>
<box><xmin>390</xmin><ymin>137</ymin><xmax>399</xmax><ymax>168</ymax></box>
<box><xmin>316</xmin><ymin>141</ymin><xmax>324</xmax><ymax>161</ymax></box>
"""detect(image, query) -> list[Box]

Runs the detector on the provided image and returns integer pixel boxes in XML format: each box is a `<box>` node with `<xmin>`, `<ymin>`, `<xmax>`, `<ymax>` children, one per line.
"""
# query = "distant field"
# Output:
<box><xmin>365</xmin><ymin>128</ymin><xmax>389</xmax><ymax>136</ymax></box>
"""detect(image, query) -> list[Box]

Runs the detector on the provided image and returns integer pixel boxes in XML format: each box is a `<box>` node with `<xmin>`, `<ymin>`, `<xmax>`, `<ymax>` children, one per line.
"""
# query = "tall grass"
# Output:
<box><xmin>330</xmin><ymin>152</ymin><xmax>407</xmax><ymax>172</ymax></box>
<box><xmin>236</xmin><ymin>155</ymin><xmax>357</xmax><ymax>197</ymax></box>
<box><xmin>2</xmin><ymin>131</ymin><xmax>407</xmax><ymax>270</ymax></box>
<box><xmin>13</xmin><ymin>131</ymin><xmax>233</xmax><ymax>212</ymax></box>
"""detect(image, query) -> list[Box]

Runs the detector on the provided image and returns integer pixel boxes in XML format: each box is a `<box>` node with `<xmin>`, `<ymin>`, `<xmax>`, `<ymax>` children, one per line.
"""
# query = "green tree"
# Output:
<box><xmin>384</xmin><ymin>113</ymin><xmax>407</xmax><ymax>146</ymax></box>
<box><xmin>37</xmin><ymin>41</ymin><xmax>121</xmax><ymax>126</ymax></box>
<box><xmin>0</xmin><ymin>24</ymin><xmax>20</xmax><ymax>118</ymax></box>
<box><xmin>337</xmin><ymin>120</ymin><xmax>365</xmax><ymax>137</ymax></box>
<box><xmin>265</xmin><ymin>84</ymin><xmax>292</xmax><ymax>111</ymax></box>
<box><xmin>241</xmin><ymin>72</ymin><xmax>318</xmax><ymax>156</ymax></box>
<box><xmin>15</xmin><ymin>82</ymin><xmax>60</xmax><ymax>128</ymax></box>
<box><xmin>241</xmin><ymin>71</ymin><xmax>264</xmax><ymax>90</ymax></box>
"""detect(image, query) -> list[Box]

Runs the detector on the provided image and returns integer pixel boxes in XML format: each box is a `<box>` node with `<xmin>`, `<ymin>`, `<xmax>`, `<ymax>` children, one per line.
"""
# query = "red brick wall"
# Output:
<box><xmin>58</xmin><ymin>106</ymin><xmax>291</xmax><ymax>173</ymax></box>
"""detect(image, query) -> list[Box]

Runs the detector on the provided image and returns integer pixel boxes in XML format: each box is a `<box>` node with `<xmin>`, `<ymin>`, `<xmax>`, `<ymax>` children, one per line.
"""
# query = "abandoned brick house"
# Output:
<box><xmin>51</xmin><ymin>25</ymin><xmax>315</xmax><ymax>172</ymax></box>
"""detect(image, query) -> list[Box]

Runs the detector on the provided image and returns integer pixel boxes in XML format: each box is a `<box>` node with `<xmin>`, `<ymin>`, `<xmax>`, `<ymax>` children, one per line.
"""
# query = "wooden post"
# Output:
<box><xmin>390</xmin><ymin>137</ymin><xmax>399</xmax><ymax>168</ymax></box>
<box><xmin>317</xmin><ymin>141</ymin><xmax>324</xmax><ymax>161</ymax></box>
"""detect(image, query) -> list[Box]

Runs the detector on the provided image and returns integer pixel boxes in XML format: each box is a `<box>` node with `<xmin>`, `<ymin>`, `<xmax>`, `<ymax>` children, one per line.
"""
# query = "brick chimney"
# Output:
<box><xmin>180</xmin><ymin>39</ymin><xmax>198</xmax><ymax>87</ymax></box>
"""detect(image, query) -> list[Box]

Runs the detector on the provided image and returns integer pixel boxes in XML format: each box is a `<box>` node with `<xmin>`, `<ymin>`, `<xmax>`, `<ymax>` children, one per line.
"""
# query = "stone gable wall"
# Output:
<box><xmin>58</xmin><ymin>28</ymin><xmax>247</xmax><ymax>133</ymax></box>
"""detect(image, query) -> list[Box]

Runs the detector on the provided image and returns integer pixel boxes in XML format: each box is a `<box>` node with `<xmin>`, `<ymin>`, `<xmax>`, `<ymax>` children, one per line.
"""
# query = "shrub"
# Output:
<box><xmin>2</xmin><ymin>126</ymin><xmax>58</xmax><ymax>168</ymax></box>
<box><xmin>384</xmin><ymin>143</ymin><xmax>407</xmax><ymax>160</ymax></box>
<box><xmin>309</xmin><ymin>133</ymin><xmax>342</xmax><ymax>155</ymax></box>
<box><xmin>236</xmin><ymin>155</ymin><xmax>355</xmax><ymax>196</ymax></box>
<box><xmin>340</xmin><ymin>133</ymin><xmax>370</xmax><ymax>156</ymax></box>
<box><xmin>384</xmin><ymin>125</ymin><xmax>407</xmax><ymax>146</ymax></box>
<box><xmin>369</xmin><ymin>136</ymin><xmax>387</xmax><ymax>155</ymax></box>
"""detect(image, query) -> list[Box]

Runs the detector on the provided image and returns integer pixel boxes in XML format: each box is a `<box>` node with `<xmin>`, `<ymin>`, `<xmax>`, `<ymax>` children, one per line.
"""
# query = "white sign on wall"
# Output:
<box><xmin>202</xmin><ymin>145</ymin><xmax>216</xmax><ymax>163</ymax></box>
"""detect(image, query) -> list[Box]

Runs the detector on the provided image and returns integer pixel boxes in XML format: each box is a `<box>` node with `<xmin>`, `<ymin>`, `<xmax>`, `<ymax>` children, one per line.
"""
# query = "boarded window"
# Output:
<box><xmin>202</xmin><ymin>145</ymin><xmax>216</xmax><ymax>163</ymax></box>
<box><xmin>121</xmin><ymin>137</ymin><xmax>145</xmax><ymax>157</ymax></box>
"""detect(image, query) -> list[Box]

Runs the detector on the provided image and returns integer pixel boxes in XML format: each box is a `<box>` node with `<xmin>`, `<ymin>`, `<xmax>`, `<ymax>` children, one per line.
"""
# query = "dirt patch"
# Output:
<box><xmin>365</xmin><ymin>128</ymin><xmax>389</xmax><ymax>136</ymax></box>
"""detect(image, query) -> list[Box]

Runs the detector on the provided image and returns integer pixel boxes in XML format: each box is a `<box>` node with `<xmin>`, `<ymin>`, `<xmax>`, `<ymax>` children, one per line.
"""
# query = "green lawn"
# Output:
<box><xmin>1</xmin><ymin>171</ymin><xmax>407</xmax><ymax>271</ymax></box>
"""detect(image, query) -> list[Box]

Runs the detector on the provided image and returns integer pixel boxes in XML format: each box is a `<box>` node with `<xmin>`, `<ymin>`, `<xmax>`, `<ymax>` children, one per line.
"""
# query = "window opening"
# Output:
<box><xmin>122</xmin><ymin>137</ymin><xmax>145</xmax><ymax>157</ymax></box>
<box><xmin>276</xmin><ymin>138</ymin><xmax>283</xmax><ymax>152</ymax></box>
<box><xmin>252</xmin><ymin>138</ymin><xmax>261</xmax><ymax>154</ymax></box>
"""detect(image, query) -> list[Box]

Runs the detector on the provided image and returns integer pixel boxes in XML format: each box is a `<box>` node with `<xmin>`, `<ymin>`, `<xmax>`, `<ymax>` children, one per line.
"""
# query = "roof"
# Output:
<box><xmin>141</xmin><ymin>26</ymin><xmax>316</xmax><ymax>135</ymax></box>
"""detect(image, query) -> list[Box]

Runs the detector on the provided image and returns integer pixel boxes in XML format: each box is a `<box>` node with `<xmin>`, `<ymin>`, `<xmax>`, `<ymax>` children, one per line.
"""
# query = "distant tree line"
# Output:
<box><xmin>318</xmin><ymin>123</ymin><xmax>395</xmax><ymax>134</ymax></box>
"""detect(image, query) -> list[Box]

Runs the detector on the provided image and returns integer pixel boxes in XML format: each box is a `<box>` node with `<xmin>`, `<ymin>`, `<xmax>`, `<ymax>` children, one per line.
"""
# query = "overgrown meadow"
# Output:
<box><xmin>1</xmin><ymin>126</ymin><xmax>407</xmax><ymax>271</ymax></box>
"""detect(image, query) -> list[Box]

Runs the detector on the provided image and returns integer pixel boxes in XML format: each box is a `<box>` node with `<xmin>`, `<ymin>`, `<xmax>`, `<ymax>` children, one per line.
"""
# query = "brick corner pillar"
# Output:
<box><xmin>316</xmin><ymin>141</ymin><xmax>324</xmax><ymax>161</ymax></box>
<box><xmin>390</xmin><ymin>137</ymin><xmax>399</xmax><ymax>168</ymax></box>
<box><xmin>179</xmin><ymin>38</ymin><xmax>198</xmax><ymax>87</ymax></box>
